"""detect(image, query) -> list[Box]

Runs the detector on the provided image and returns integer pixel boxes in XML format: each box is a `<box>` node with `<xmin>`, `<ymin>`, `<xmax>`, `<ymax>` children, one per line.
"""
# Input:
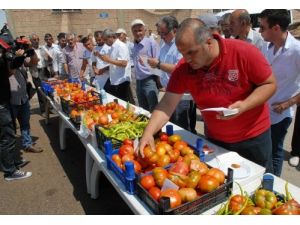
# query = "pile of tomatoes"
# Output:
<box><xmin>217</xmin><ymin>183</ymin><xmax>300</xmax><ymax>215</ymax></box>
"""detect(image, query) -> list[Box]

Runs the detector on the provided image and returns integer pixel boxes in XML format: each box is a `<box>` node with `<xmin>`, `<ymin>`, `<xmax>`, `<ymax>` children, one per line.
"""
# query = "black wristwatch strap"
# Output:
<box><xmin>156</xmin><ymin>60</ymin><xmax>161</xmax><ymax>69</ymax></box>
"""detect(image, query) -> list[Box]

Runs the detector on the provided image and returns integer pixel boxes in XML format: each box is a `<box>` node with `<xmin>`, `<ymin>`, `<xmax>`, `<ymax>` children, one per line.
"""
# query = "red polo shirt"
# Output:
<box><xmin>167</xmin><ymin>34</ymin><xmax>272</xmax><ymax>143</ymax></box>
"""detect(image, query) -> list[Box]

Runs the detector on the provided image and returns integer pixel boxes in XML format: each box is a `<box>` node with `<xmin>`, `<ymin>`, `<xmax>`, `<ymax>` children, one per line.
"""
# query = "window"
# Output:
<box><xmin>52</xmin><ymin>9</ymin><xmax>81</xmax><ymax>13</ymax></box>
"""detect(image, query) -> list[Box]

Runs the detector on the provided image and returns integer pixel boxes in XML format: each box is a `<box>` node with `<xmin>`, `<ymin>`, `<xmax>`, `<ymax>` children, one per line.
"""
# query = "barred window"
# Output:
<box><xmin>52</xmin><ymin>9</ymin><xmax>81</xmax><ymax>13</ymax></box>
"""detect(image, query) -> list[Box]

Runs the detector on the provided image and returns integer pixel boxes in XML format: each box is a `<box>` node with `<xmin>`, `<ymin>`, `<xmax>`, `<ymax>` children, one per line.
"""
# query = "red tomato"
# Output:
<box><xmin>140</xmin><ymin>175</ymin><xmax>155</xmax><ymax>190</ymax></box>
<box><xmin>155</xmin><ymin>144</ymin><xmax>166</xmax><ymax>156</ymax></box>
<box><xmin>132</xmin><ymin>160</ymin><xmax>142</xmax><ymax>173</ymax></box>
<box><xmin>152</xmin><ymin>167</ymin><xmax>168</xmax><ymax>187</ymax></box>
<box><xmin>159</xmin><ymin>132</ymin><xmax>169</xmax><ymax>142</ymax></box>
<box><xmin>149</xmin><ymin>186</ymin><xmax>161</xmax><ymax>201</ymax></box>
<box><xmin>169</xmin><ymin>161</ymin><xmax>189</xmax><ymax>176</ymax></box>
<box><xmin>111</xmin><ymin>154</ymin><xmax>122</xmax><ymax>169</ymax></box>
<box><xmin>119</xmin><ymin>145</ymin><xmax>134</xmax><ymax>157</ymax></box>
<box><xmin>121</xmin><ymin>154</ymin><xmax>134</xmax><ymax>164</ymax></box>
<box><xmin>168</xmin><ymin>135</ymin><xmax>182</xmax><ymax>145</ymax></box>
<box><xmin>160</xmin><ymin>189</ymin><xmax>182</xmax><ymax>208</ymax></box>
<box><xmin>173</xmin><ymin>140</ymin><xmax>188</xmax><ymax>150</ymax></box>
<box><xmin>123</xmin><ymin>139</ymin><xmax>134</xmax><ymax>147</ymax></box>
<box><xmin>206</xmin><ymin>168</ymin><xmax>225</xmax><ymax>185</ymax></box>
<box><xmin>157</xmin><ymin>154</ymin><xmax>171</xmax><ymax>167</ymax></box>
<box><xmin>198</xmin><ymin>174</ymin><xmax>220</xmax><ymax>193</ymax></box>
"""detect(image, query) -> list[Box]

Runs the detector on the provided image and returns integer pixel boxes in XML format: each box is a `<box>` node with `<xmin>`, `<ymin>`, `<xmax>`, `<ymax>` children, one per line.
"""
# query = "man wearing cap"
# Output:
<box><xmin>230</xmin><ymin>9</ymin><xmax>267</xmax><ymax>52</ymax></box>
<box><xmin>97</xmin><ymin>29</ymin><xmax>134</xmax><ymax>103</ymax></box>
<box><xmin>131</xmin><ymin>19</ymin><xmax>160</xmax><ymax>112</ymax></box>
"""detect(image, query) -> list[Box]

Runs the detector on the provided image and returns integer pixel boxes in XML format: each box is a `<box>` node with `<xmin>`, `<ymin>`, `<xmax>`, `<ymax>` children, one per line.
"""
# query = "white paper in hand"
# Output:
<box><xmin>201</xmin><ymin>107</ymin><xmax>239</xmax><ymax>116</ymax></box>
<box><xmin>139</xmin><ymin>55</ymin><xmax>162</xmax><ymax>76</ymax></box>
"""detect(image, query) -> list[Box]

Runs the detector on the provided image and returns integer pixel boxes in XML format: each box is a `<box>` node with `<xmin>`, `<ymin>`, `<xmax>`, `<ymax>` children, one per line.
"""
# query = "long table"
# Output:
<box><xmin>42</xmin><ymin>90</ymin><xmax>300</xmax><ymax>214</ymax></box>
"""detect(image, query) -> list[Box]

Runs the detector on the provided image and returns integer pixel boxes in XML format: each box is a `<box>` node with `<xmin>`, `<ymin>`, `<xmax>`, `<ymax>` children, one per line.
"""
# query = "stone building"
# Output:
<box><xmin>5</xmin><ymin>9</ymin><xmax>211</xmax><ymax>42</ymax></box>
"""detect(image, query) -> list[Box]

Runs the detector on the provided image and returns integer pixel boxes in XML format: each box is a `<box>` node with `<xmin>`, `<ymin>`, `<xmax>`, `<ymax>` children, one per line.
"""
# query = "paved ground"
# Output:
<box><xmin>0</xmin><ymin>96</ymin><xmax>299</xmax><ymax>215</ymax></box>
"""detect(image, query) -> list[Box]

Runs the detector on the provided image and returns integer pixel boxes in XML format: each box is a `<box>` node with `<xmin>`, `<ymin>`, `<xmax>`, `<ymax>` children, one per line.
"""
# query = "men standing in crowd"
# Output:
<box><xmin>92</xmin><ymin>31</ymin><xmax>111</xmax><ymax>90</ymax></box>
<box><xmin>27</xmin><ymin>34</ymin><xmax>46</xmax><ymax>114</ymax></box>
<box><xmin>259</xmin><ymin>9</ymin><xmax>300</xmax><ymax>176</ymax></box>
<box><xmin>148</xmin><ymin>16</ymin><xmax>196</xmax><ymax>133</ymax></box>
<box><xmin>219</xmin><ymin>13</ymin><xmax>232</xmax><ymax>39</ymax></box>
<box><xmin>131</xmin><ymin>19</ymin><xmax>160</xmax><ymax>112</ymax></box>
<box><xmin>0</xmin><ymin>39</ymin><xmax>32</xmax><ymax>181</ymax></box>
<box><xmin>41</xmin><ymin>33</ymin><xmax>59</xmax><ymax>78</ymax></box>
<box><xmin>79</xmin><ymin>37</ymin><xmax>95</xmax><ymax>84</ymax></box>
<box><xmin>56</xmin><ymin>32</ymin><xmax>67</xmax><ymax>78</ymax></box>
<box><xmin>139</xmin><ymin>18</ymin><xmax>277</xmax><ymax>173</ymax></box>
<box><xmin>63</xmin><ymin>33</ymin><xmax>87</xmax><ymax>80</ymax></box>
<box><xmin>98</xmin><ymin>29</ymin><xmax>134</xmax><ymax>103</ymax></box>
<box><xmin>230</xmin><ymin>9</ymin><xmax>266</xmax><ymax>52</ymax></box>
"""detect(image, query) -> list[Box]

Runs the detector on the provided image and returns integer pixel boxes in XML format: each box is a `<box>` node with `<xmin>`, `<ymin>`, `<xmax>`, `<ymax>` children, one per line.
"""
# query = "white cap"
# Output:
<box><xmin>131</xmin><ymin>19</ymin><xmax>145</xmax><ymax>27</ymax></box>
<box><xmin>116</xmin><ymin>28</ymin><xmax>127</xmax><ymax>34</ymax></box>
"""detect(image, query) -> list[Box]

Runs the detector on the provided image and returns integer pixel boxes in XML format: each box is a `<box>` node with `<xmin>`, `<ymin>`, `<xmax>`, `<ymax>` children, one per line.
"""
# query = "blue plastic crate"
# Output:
<box><xmin>104</xmin><ymin>141</ymin><xmax>136</xmax><ymax>195</ymax></box>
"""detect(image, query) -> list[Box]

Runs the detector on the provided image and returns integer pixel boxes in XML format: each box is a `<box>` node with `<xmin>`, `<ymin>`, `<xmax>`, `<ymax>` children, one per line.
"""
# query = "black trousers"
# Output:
<box><xmin>32</xmin><ymin>76</ymin><xmax>45</xmax><ymax>113</ymax></box>
<box><xmin>0</xmin><ymin>103</ymin><xmax>17</xmax><ymax>176</ymax></box>
<box><xmin>104</xmin><ymin>80</ymin><xmax>135</xmax><ymax>104</ymax></box>
<box><xmin>291</xmin><ymin>106</ymin><xmax>300</xmax><ymax>157</ymax></box>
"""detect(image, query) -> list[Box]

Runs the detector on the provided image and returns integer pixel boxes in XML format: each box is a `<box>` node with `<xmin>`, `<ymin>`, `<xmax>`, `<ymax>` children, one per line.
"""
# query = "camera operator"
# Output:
<box><xmin>0</xmin><ymin>38</ymin><xmax>32</xmax><ymax>181</ymax></box>
<box><xmin>8</xmin><ymin>37</ymin><xmax>44</xmax><ymax>154</ymax></box>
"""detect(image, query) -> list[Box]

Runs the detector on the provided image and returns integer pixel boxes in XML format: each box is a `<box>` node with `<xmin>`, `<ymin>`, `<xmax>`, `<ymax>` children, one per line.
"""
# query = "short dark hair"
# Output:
<box><xmin>57</xmin><ymin>32</ymin><xmax>66</xmax><ymax>40</ymax></box>
<box><xmin>159</xmin><ymin>15</ymin><xmax>179</xmax><ymax>32</ymax></box>
<box><xmin>259</xmin><ymin>9</ymin><xmax>290</xmax><ymax>32</ymax></box>
<box><xmin>94</xmin><ymin>30</ymin><xmax>103</xmax><ymax>38</ymax></box>
<box><xmin>81</xmin><ymin>36</ymin><xmax>89</xmax><ymax>44</ymax></box>
<box><xmin>44</xmin><ymin>33</ymin><xmax>52</xmax><ymax>39</ymax></box>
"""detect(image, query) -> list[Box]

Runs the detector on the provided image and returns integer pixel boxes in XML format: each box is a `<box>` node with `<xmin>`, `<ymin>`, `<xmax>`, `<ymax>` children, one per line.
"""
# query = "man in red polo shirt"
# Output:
<box><xmin>139</xmin><ymin>18</ymin><xmax>277</xmax><ymax>173</ymax></box>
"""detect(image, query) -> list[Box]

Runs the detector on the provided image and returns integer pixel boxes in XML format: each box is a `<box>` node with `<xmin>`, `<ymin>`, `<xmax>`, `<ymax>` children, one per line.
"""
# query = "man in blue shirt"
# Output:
<box><xmin>148</xmin><ymin>16</ymin><xmax>196</xmax><ymax>133</ymax></box>
<box><xmin>131</xmin><ymin>19</ymin><xmax>160</xmax><ymax>112</ymax></box>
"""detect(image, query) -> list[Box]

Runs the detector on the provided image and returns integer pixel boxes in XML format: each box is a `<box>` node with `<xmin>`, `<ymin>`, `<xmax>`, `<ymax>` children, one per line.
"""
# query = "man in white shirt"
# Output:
<box><xmin>27</xmin><ymin>34</ymin><xmax>46</xmax><ymax>113</ymax></box>
<box><xmin>259</xmin><ymin>9</ymin><xmax>300</xmax><ymax>175</ymax></box>
<box><xmin>230</xmin><ymin>9</ymin><xmax>267</xmax><ymax>52</ymax></box>
<box><xmin>98</xmin><ymin>29</ymin><xmax>134</xmax><ymax>103</ymax></box>
<box><xmin>80</xmin><ymin>37</ymin><xmax>95</xmax><ymax>84</ymax></box>
<box><xmin>42</xmin><ymin>33</ymin><xmax>60</xmax><ymax>78</ymax></box>
<box><xmin>91</xmin><ymin>31</ymin><xmax>111</xmax><ymax>90</ymax></box>
<box><xmin>56</xmin><ymin>32</ymin><xmax>67</xmax><ymax>78</ymax></box>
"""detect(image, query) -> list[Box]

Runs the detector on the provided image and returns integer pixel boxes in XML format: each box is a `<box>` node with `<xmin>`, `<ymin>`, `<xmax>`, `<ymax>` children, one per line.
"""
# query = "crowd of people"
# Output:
<box><xmin>1</xmin><ymin>9</ymin><xmax>300</xmax><ymax>182</ymax></box>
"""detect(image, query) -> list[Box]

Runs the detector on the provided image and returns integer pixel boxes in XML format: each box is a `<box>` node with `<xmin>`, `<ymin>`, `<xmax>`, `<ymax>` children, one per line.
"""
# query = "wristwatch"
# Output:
<box><xmin>156</xmin><ymin>60</ymin><xmax>161</xmax><ymax>69</ymax></box>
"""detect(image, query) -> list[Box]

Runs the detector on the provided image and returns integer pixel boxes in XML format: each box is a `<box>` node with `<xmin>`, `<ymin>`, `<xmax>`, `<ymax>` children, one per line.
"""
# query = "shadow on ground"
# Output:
<box><xmin>38</xmin><ymin>115</ymin><xmax>133</xmax><ymax>215</ymax></box>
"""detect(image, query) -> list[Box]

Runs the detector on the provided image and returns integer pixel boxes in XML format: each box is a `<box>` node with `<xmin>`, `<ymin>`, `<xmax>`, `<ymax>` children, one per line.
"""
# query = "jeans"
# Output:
<box><xmin>0</xmin><ymin>103</ymin><xmax>17</xmax><ymax>176</ymax></box>
<box><xmin>291</xmin><ymin>106</ymin><xmax>300</xmax><ymax>157</ymax></box>
<box><xmin>136</xmin><ymin>75</ymin><xmax>159</xmax><ymax>112</ymax></box>
<box><xmin>170</xmin><ymin>100</ymin><xmax>197</xmax><ymax>134</ymax></box>
<box><xmin>209</xmin><ymin>128</ymin><xmax>273</xmax><ymax>174</ymax></box>
<box><xmin>11</xmin><ymin>100</ymin><xmax>33</xmax><ymax>149</ymax></box>
<box><xmin>271</xmin><ymin>117</ymin><xmax>293</xmax><ymax>176</ymax></box>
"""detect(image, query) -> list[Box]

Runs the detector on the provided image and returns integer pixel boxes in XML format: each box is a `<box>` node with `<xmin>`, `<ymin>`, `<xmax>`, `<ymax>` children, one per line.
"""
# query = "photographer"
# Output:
<box><xmin>8</xmin><ymin>38</ymin><xmax>43</xmax><ymax>154</ymax></box>
<box><xmin>0</xmin><ymin>38</ymin><xmax>32</xmax><ymax>181</ymax></box>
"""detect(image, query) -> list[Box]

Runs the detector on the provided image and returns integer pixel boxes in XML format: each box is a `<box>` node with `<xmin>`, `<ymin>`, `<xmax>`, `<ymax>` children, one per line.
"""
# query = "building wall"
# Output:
<box><xmin>6</xmin><ymin>9</ymin><xmax>211</xmax><ymax>42</ymax></box>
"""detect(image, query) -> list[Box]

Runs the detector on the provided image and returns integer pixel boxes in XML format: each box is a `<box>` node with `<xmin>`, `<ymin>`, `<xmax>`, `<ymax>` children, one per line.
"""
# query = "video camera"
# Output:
<box><xmin>0</xmin><ymin>24</ymin><xmax>35</xmax><ymax>68</ymax></box>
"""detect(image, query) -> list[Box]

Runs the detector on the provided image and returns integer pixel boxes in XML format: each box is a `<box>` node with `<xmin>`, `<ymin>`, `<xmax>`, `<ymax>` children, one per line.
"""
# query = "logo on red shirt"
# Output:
<box><xmin>228</xmin><ymin>70</ymin><xmax>239</xmax><ymax>82</ymax></box>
